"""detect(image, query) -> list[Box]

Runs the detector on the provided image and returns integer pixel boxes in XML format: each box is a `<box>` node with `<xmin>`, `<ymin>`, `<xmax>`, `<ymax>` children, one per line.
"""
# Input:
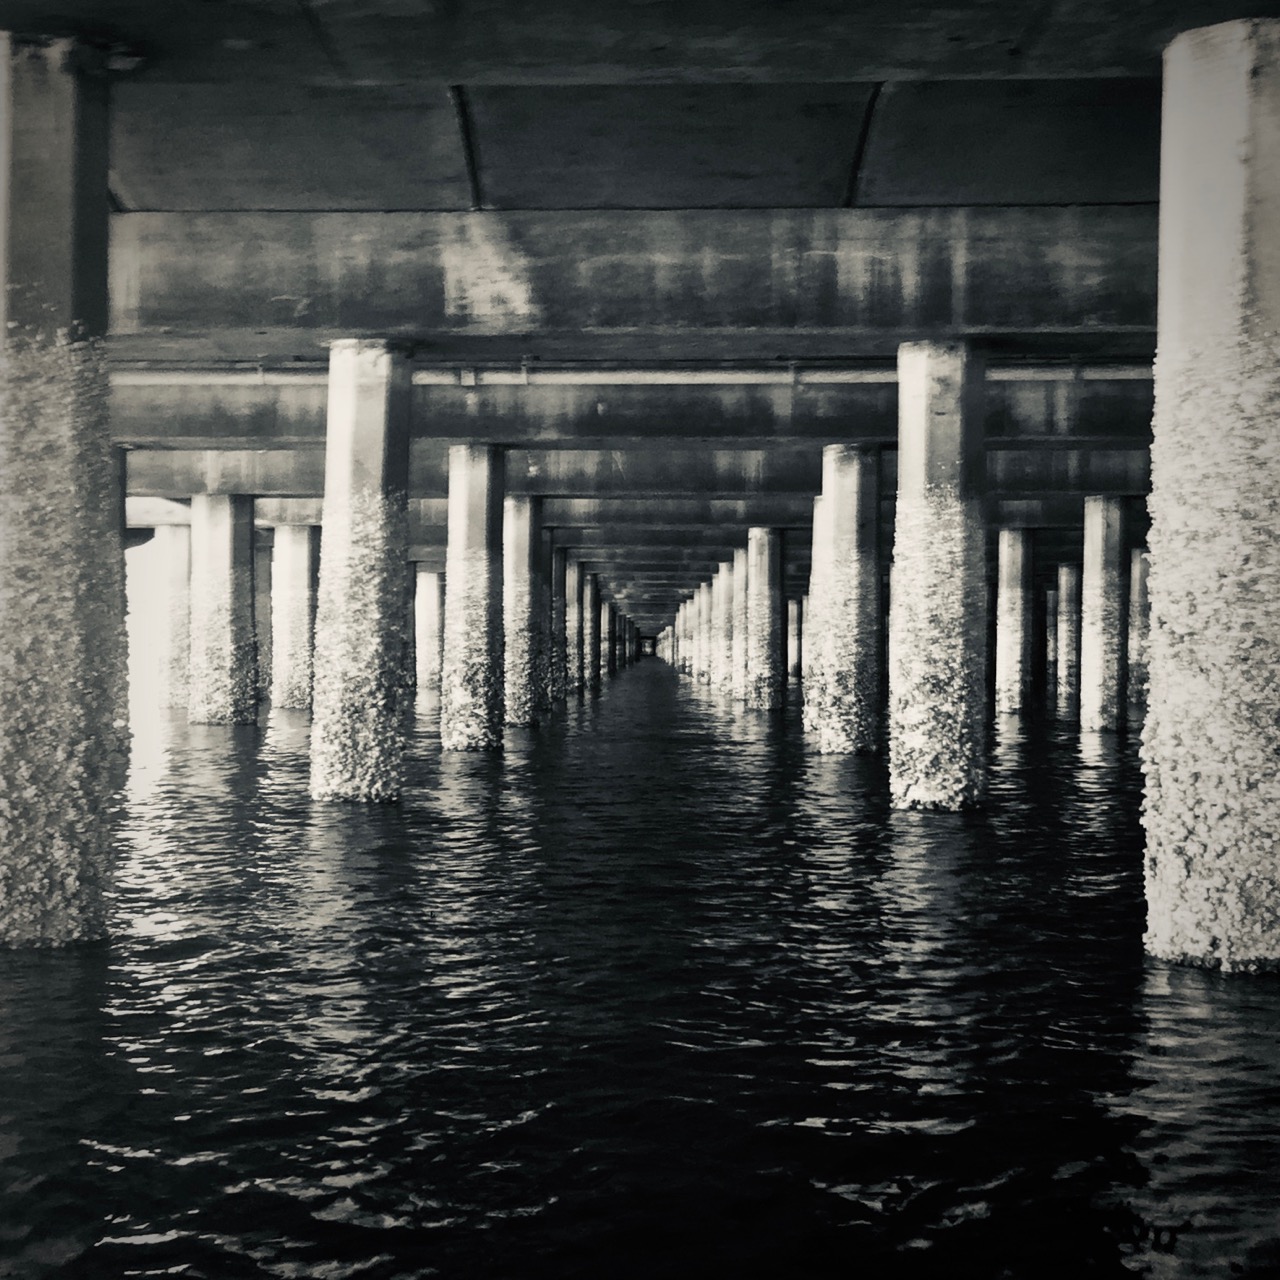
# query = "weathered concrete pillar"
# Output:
<box><xmin>745</xmin><ymin>528</ymin><xmax>784</xmax><ymax>709</ymax></box>
<box><xmin>710</xmin><ymin>561</ymin><xmax>734</xmax><ymax>693</ymax></box>
<box><xmin>888</xmin><ymin>341</ymin><xmax>987</xmax><ymax>810</ymax></box>
<box><xmin>413</xmin><ymin>567</ymin><xmax>445</xmax><ymax>696</ymax></box>
<box><xmin>271</xmin><ymin>524</ymin><xmax>319</xmax><ymax>710</ymax></box>
<box><xmin>441</xmin><ymin>444</ymin><xmax>504</xmax><ymax>748</ymax></box>
<box><xmin>695</xmin><ymin>581</ymin><xmax>714</xmax><ymax>686</ymax></box>
<box><xmin>1145</xmin><ymin>19</ymin><xmax>1280</xmax><ymax>969</ymax></box>
<box><xmin>549</xmin><ymin>546</ymin><xmax>568</xmax><ymax>703</ymax></box>
<box><xmin>152</xmin><ymin>525</ymin><xmax>191</xmax><ymax>709</ymax></box>
<box><xmin>807</xmin><ymin>447</ymin><xmax>881</xmax><ymax>750</ymax></box>
<box><xmin>0</xmin><ymin>35</ymin><xmax>127</xmax><ymax>945</ymax></box>
<box><xmin>731</xmin><ymin>548</ymin><xmax>749</xmax><ymax>700</ymax></box>
<box><xmin>566</xmin><ymin>560</ymin><xmax>585</xmax><ymax>693</ymax></box>
<box><xmin>1044</xmin><ymin>586</ymin><xmax>1059</xmax><ymax>709</ymax></box>
<box><xmin>189</xmin><ymin>495</ymin><xmax>258</xmax><ymax>724</ymax></box>
<box><xmin>584</xmin><ymin>573</ymin><xmax>601</xmax><ymax>693</ymax></box>
<box><xmin>994</xmin><ymin>527</ymin><xmax>1033</xmax><ymax>716</ymax></box>
<box><xmin>255</xmin><ymin>533</ymin><xmax>273</xmax><ymax>702</ymax></box>
<box><xmin>310</xmin><ymin>341</ymin><xmax>411</xmax><ymax>797</ymax></box>
<box><xmin>787</xmin><ymin>599</ymin><xmax>803</xmax><ymax>681</ymax></box>
<box><xmin>504</xmin><ymin>495</ymin><xmax>543</xmax><ymax>725</ymax></box>
<box><xmin>1080</xmin><ymin>496</ymin><xmax>1129</xmax><ymax>732</ymax></box>
<box><xmin>602</xmin><ymin>599</ymin><xmax>617</xmax><ymax>680</ymax></box>
<box><xmin>1128</xmin><ymin>549</ymin><xmax>1150</xmax><ymax>716</ymax></box>
<box><xmin>1055</xmin><ymin>564</ymin><xmax>1081</xmax><ymax>720</ymax></box>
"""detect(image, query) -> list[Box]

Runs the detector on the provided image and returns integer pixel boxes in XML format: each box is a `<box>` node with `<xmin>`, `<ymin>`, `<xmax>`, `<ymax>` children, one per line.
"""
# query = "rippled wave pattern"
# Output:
<box><xmin>3</xmin><ymin>664</ymin><xmax>1280</xmax><ymax>1278</ymax></box>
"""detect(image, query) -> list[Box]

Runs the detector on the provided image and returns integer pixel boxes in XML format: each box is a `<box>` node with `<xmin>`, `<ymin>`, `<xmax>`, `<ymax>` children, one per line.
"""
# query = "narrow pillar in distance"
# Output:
<box><xmin>731</xmin><ymin>548</ymin><xmax>749</xmax><ymax>700</ymax></box>
<box><xmin>994</xmin><ymin>527</ymin><xmax>1033</xmax><ymax>715</ymax></box>
<box><xmin>808</xmin><ymin>447</ymin><xmax>881</xmax><ymax>751</ymax></box>
<box><xmin>602</xmin><ymin>599</ymin><xmax>617</xmax><ymax>680</ymax></box>
<box><xmin>414</xmin><ymin>567</ymin><xmax>445</xmax><ymax>696</ymax></box>
<box><xmin>153</xmin><ymin>524</ymin><xmax>191</xmax><ymax>709</ymax></box>
<box><xmin>787</xmin><ymin>599</ymin><xmax>802</xmax><ymax>681</ymax></box>
<box><xmin>441</xmin><ymin>444</ymin><xmax>505</xmax><ymax>748</ymax></box>
<box><xmin>696</xmin><ymin>581</ymin><xmax>714</xmax><ymax>686</ymax></box>
<box><xmin>566</xmin><ymin>560</ymin><xmax>585</xmax><ymax>694</ymax></box>
<box><xmin>584</xmin><ymin>573</ymin><xmax>601</xmax><ymax>694</ymax></box>
<box><xmin>1128</xmin><ymin>549</ymin><xmax>1150</xmax><ymax>716</ymax></box>
<box><xmin>189</xmin><ymin>494</ymin><xmax>258</xmax><ymax>724</ymax></box>
<box><xmin>888</xmin><ymin>341</ymin><xmax>987</xmax><ymax>810</ymax></box>
<box><xmin>711</xmin><ymin>561</ymin><xmax>734</xmax><ymax>693</ymax></box>
<box><xmin>745</xmin><ymin>528</ymin><xmax>784</xmax><ymax>709</ymax></box>
<box><xmin>0</xmin><ymin>36</ymin><xmax>127</xmax><ymax>945</ymax></box>
<box><xmin>801</xmin><ymin>495</ymin><xmax>829</xmax><ymax>733</ymax></box>
<box><xmin>1079</xmin><ymin>495</ymin><xmax>1129</xmax><ymax>732</ymax></box>
<box><xmin>504</xmin><ymin>495</ymin><xmax>542</xmax><ymax>726</ymax></box>
<box><xmin>1143</xmin><ymin>18</ymin><xmax>1280</xmax><ymax>970</ymax></box>
<box><xmin>255</xmin><ymin>532</ymin><xmax>273</xmax><ymax>703</ymax></box>
<box><xmin>1044</xmin><ymin>586</ymin><xmax>1059</xmax><ymax>710</ymax></box>
<box><xmin>1056</xmin><ymin>563</ymin><xmax>1082</xmax><ymax>720</ymax></box>
<box><xmin>310</xmin><ymin>340</ymin><xmax>411</xmax><ymax>796</ymax></box>
<box><xmin>271</xmin><ymin>524</ymin><xmax>320</xmax><ymax>710</ymax></box>
<box><xmin>549</xmin><ymin>545</ymin><xmax>568</xmax><ymax>704</ymax></box>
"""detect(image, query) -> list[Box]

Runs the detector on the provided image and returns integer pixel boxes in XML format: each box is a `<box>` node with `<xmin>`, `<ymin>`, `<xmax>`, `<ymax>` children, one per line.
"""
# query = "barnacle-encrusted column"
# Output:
<box><xmin>808</xmin><ymin>447</ymin><xmax>881</xmax><ymax>751</ymax></box>
<box><xmin>1128</xmin><ymin>549</ymin><xmax>1150</xmax><ymax>715</ymax></box>
<box><xmin>745</xmin><ymin>528</ymin><xmax>784</xmax><ymax>709</ymax></box>
<box><xmin>710</xmin><ymin>561</ymin><xmax>733</xmax><ymax>693</ymax></box>
<box><xmin>1144</xmin><ymin>20</ymin><xmax>1280</xmax><ymax>970</ymax></box>
<box><xmin>1056</xmin><ymin>563</ymin><xmax>1081</xmax><ymax>720</ymax></box>
<box><xmin>566</xmin><ymin>560</ymin><xmax>585</xmax><ymax>693</ymax></box>
<box><xmin>441</xmin><ymin>444</ymin><xmax>505</xmax><ymax>748</ymax></box>
<box><xmin>270</xmin><ymin>524</ymin><xmax>319</xmax><ymax>710</ymax></box>
<box><xmin>0</xmin><ymin>34</ymin><xmax>127</xmax><ymax>946</ymax></box>
<box><xmin>787</xmin><ymin>599</ymin><xmax>802</xmax><ymax>681</ymax></box>
<box><xmin>414</xmin><ymin>567</ymin><xmax>445</xmax><ymax>696</ymax></box>
<box><xmin>1080</xmin><ymin>496</ymin><xmax>1129</xmax><ymax>732</ymax></box>
<box><xmin>504</xmin><ymin>495</ymin><xmax>542</xmax><ymax>725</ymax></box>
<box><xmin>189</xmin><ymin>495</ymin><xmax>258</xmax><ymax>724</ymax></box>
<box><xmin>152</xmin><ymin>525</ymin><xmax>191</xmax><ymax>709</ymax></box>
<box><xmin>731</xmin><ymin>549</ymin><xmax>749</xmax><ymax>700</ymax></box>
<box><xmin>584</xmin><ymin>573</ymin><xmax>602</xmax><ymax>694</ymax></box>
<box><xmin>994</xmin><ymin>528</ymin><xmax>1033</xmax><ymax>715</ymax></box>
<box><xmin>310</xmin><ymin>340</ymin><xmax>411</xmax><ymax>797</ymax></box>
<box><xmin>888</xmin><ymin>341</ymin><xmax>988</xmax><ymax>810</ymax></box>
<box><xmin>549</xmin><ymin>545</ymin><xmax>568</xmax><ymax>704</ymax></box>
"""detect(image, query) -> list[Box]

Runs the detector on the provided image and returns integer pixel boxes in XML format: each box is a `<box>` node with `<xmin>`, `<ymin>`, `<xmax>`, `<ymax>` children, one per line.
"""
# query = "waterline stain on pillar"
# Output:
<box><xmin>808</xmin><ymin>446</ymin><xmax>881</xmax><ymax>752</ymax></box>
<box><xmin>1056</xmin><ymin>563</ymin><xmax>1081</xmax><ymax>721</ymax></box>
<box><xmin>504</xmin><ymin>495</ymin><xmax>542</xmax><ymax>725</ymax></box>
<box><xmin>189</xmin><ymin>494</ymin><xmax>258</xmax><ymax>724</ymax></box>
<box><xmin>1079</xmin><ymin>495</ymin><xmax>1129</xmax><ymax>732</ymax></box>
<box><xmin>441</xmin><ymin>444</ymin><xmax>505</xmax><ymax>749</ymax></box>
<box><xmin>1144</xmin><ymin>19</ymin><xmax>1280</xmax><ymax>971</ymax></box>
<box><xmin>745</xmin><ymin>528</ymin><xmax>784</xmax><ymax>709</ymax></box>
<box><xmin>888</xmin><ymin>341</ymin><xmax>988</xmax><ymax>811</ymax></box>
<box><xmin>310</xmin><ymin>340</ymin><xmax>411</xmax><ymax>797</ymax></box>
<box><xmin>414</xmin><ymin>567</ymin><xmax>445</xmax><ymax>696</ymax></box>
<box><xmin>994</xmin><ymin>527</ymin><xmax>1033</xmax><ymax>716</ymax></box>
<box><xmin>271</xmin><ymin>524</ymin><xmax>319</xmax><ymax>710</ymax></box>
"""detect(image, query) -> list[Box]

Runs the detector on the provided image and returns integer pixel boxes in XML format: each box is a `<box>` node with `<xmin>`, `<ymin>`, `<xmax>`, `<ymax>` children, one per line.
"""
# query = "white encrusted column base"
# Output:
<box><xmin>271</xmin><ymin>524</ymin><xmax>318</xmax><ymax>710</ymax></box>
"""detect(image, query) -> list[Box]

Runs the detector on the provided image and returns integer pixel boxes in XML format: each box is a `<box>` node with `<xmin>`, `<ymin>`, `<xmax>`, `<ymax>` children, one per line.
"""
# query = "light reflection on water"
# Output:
<box><xmin>1</xmin><ymin>662</ymin><xmax>1279</xmax><ymax>1278</ymax></box>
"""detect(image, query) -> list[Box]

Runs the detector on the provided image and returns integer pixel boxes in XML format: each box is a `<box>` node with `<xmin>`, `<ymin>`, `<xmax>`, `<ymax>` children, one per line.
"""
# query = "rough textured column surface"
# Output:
<box><xmin>0</xmin><ymin>37</ymin><xmax>128</xmax><ymax>946</ymax></box>
<box><xmin>808</xmin><ymin>447</ymin><xmax>881</xmax><ymax>751</ymax></box>
<box><xmin>566</xmin><ymin>560</ymin><xmax>584</xmax><ymax>693</ymax></box>
<box><xmin>549</xmin><ymin>546</ymin><xmax>568</xmax><ymax>703</ymax></box>
<box><xmin>801</xmin><ymin>497</ymin><xmax>829</xmax><ymax>730</ymax></box>
<box><xmin>584</xmin><ymin>574</ymin><xmax>601</xmax><ymax>693</ymax></box>
<box><xmin>1079</xmin><ymin>495</ymin><xmax>1129</xmax><ymax>732</ymax></box>
<box><xmin>1056</xmin><ymin>563</ymin><xmax>1082</xmax><ymax>720</ymax></box>
<box><xmin>414</xmin><ymin>567</ymin><xmax>445</xmax><ymax>696</ymax></box>
<box><xmin>745</xmin><ymin>528</ymin><xmax>784</xmax><ymax>709</ymax></box>
<box><xmin>442</xmin><ymin>444</ymin><xmax>505</xmax><ymax>748</ymax></box>
<box><xmin>503</xmin><ymin>495</ymin><xmax>542</xmax><ymax>725</ymax></box>
<box><xmin>599</xmin><ymin>599</ymin><xmax>616</xmax><ymax>681</ymax></box>
<box><xmin>1128</xmin><ymin>549</ymin><xmax>1150</xmax><ymax>716</ymax></box>
<box><xmin>994</xmin><ymin>527</ymin><xmax>1033</xmax><ymax>715</ymax></box>
<box><xmin>152</xmin><ymin>524</ymin><xmax>191</xmax><ymax>709</ymax></box>
<box><xmin>695</xmin><ymin>581</ymin><xmax>714</xmax><ymax>687</ymax></box>
<box><xmin>310</xmin><ymin>340</ymin><xmax>411</xmax><ymax>797</ymax></box>
<box><xmin>711</xmin><ymin>562</ymin><xmax>733</xmax><ymax>693</ymax></box>
<box><xmin>1144</xmin><ymin>20</ymin><xmax>1280</xmax><ymax>971</ymax></box>
<box><xmin>731</xmin><ymin>549</ymin><xmax>749</xmax><ymax>699</ymax></box>
<box><xmin>888</xmin><ymin>341</ymin><xmax>988</xmax><ymax>810</ymax></box>
<box><xmin>1044</xmin><ymin>586</ymin><xmax>1059</xmax><ymax>710</ymax></box>
<box><xmin>271</xmin><ymin>524</ymin><xmax>319</xmax><ymax>710</ymax></box>
<box><xmin>189</xmin><ymin>494</ymin><xmax>258</xmax><ymax>724</ymax></box>
<box><xmin>787</xmin><ymin>599</ymin><xmax>802</xmax><ymax>680</ymax></box>
<box><xmin>255</xmin><ymin>536</ymin><xmax>273</xmax><ymax>702</ymax></box>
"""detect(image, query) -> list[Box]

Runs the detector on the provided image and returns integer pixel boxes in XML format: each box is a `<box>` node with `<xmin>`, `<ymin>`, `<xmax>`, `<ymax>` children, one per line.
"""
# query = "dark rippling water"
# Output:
<box><xmin>4</xmin><ymin>661</ymin><xmax>1280</xmax><ymax>1279</ymax></box>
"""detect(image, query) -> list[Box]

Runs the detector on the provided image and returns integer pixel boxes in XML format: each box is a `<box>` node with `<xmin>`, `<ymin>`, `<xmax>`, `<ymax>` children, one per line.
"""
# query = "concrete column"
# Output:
<box><xmin>1079</xmin><ymin>496</ymin><xmax>1129</xmax><ymax>732</ymax></box>
<box><xmin>731</xmin><ymin>548</ymin><xmax>749</xmax><ymax>700</ymax></box>
<box><xmin>310</xmin><ymin>341</ymin><xmax>411</xmax><ymax>797</ymax></box>
<box><xmin>1143</xmin><ymin>19</ymin><xmax>1280</xmax><ymax>969</ymax></box>
<box><xmin>255</xmin><ymin>534</ymin><xmax>273</xmax><ymax>702</ymax></box>
<box><xmin>271</xmin><ymin>524</ymin><xmax>319</xmax><ymax>710</ymax></box>
<box><xmin>994</xmin><ymin>527</ymin><xmax>1033</xmax><ymax>716</ymax></box>
<box><xmin>566</xmin><ymin>560</ymin><xmax>585</xmax><ymax>694</ymax></box>
<box><xmin>1044</xmin><ymin>586</ymin><xmax>1059</xmax><ymax>709</ymax></box>
<box><xmin>549</xmin><ymin>545</ymin><xmax>568</xmax><ymax>704</ymax></box>
<box><xmin>1128</xmin><ymin>549</ymin><xmax>1150</xmax><ymax>716</ymax></box>
<box><xmin>695</xmin><ymin>581</ymin><xmax>714</xmax><ymax>686</ymax></box>
<box><xmin>1056</xmin><ymin>563</ymin><xmax>1082</xmax><ymax>720</ymax></box>
<box><xmin>0</xmin><ymin>36</ymin><xmax>127</xmax><ymax>946</ymax></box>
<box><xmin>801</xmin><ymin>495</ymin><xmax>829</xmax><ymax>732</ymax></box>
<box><xmin>745</xmin><ymin>528</ymin><xmax>784</xmax><ymax>709</ymax></box>
<box><xmin>152</xmin><ymin>525</ymin><xmax>191</xmax><ymax>709</ymax></box>
<box><xmin>710</xmin><ymin>561</ymin><xmax>733</xmax><ymax>693</ymax></box>
<box><xmin>605</xmin><ymin>601</ymin><xmax>618</xmax><ymax>678</ymax></box>
<box><xmin>504</xmin><ymin>495</ymin><xmax>543</xmax><ymax>726</ymax></box>
<box><xmin>413</xmin><ymin>567</ymin><xmax>445</xmax><ymax>696</ymax></box>
<box><xmin>441</xmin><ymin>444</ymin><xmax>505</xmax><ymax>749</ymax></box>
<box><xmin>584</xmin><ymin>573</ymin><xmax>601</xmax><ymax>693</ymax></box>
<box><xmin>189</xmin><ymin>495</ymin><xmax>258</xmax><ymax>724</ymax></box>
<box><xmin>807</xmin><ymin>447</ymin><xmax>881</xmax><ymax>751</ymax></box>
<box><xmin>888</xmin><ymin>341</ymin><xmax>987</xmax><ymax>810</ymax></box>
<box><xmin>787</xmin><ymin>599</ymin><xmax>803</xmax><ymax>681</ymax></box>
